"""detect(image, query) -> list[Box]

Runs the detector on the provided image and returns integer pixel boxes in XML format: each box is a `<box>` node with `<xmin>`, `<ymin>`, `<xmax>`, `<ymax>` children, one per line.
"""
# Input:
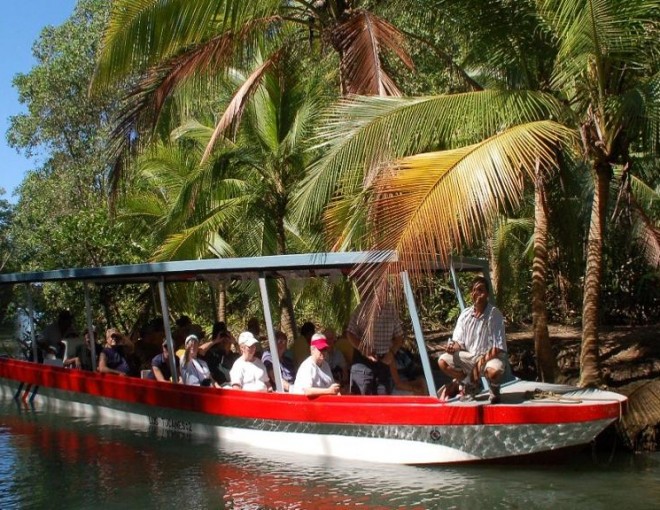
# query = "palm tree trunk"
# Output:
<box><xmin>275</xmin><ymin>210</ymin><xmax>297</xmax><ymax>341</ymax></box>
<box><xmin>579</xmin><ymin>166</ymin><xmax>610</xmax><ymax>387</ymax></box>
<box><xmin>215</xmin><ymin>281</ymin><xmax>226</xmax><ymax>322</ymax></box>
<box><xmin>532</xmin><ymin>165</ymin><xmax>556</xmax><ymax>382</ymax></box>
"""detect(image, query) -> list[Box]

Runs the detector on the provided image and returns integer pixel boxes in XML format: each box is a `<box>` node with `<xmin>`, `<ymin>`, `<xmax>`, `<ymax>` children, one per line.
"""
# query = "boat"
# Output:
<box><xmin>0</xmin><ymin>251</ymin><xmax>626</xmax><ymax>464</ymax></box>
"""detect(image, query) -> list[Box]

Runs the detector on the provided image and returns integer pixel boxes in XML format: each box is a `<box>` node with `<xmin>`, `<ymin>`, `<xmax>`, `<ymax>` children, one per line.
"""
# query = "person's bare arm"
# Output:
<box><xmin>152</xmin><ymin>365</ymin><xmax>166</xmax><ymax>382</ymax></box>
<box><xmin>198</xmin><ymin>338</ymin><xmax>218</xmax><ymax>356</ymax></box>
<box><xmin>303</xmin><ymin>383</ymin><xmax>340</xmax><ymax>396</ymax></box>
<box><xmin>98</xmin><ymin>352</ymin><xmax>125</xmax><ymax>376</ymax></box>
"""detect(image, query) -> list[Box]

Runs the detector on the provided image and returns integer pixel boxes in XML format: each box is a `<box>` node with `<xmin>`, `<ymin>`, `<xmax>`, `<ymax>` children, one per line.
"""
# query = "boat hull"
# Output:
<box><xmin>0</xmin><ymin>358</ymin><xmax>625</xmax><ymax>465</ymax></box>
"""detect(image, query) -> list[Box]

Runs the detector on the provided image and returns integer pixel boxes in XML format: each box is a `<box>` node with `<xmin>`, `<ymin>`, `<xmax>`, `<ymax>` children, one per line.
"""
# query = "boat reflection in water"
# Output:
<box><xmin>1</xmin><ymin>402</ymin><xmax>659</xmax><ymax>510</ymax></box>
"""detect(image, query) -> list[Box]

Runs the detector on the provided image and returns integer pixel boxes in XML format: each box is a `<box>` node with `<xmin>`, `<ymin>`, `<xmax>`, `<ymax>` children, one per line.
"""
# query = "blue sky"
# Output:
<box><xmin>0</xmin><ymin>1</ymin><xmax>77</xmax><ymax>202</ymax></box>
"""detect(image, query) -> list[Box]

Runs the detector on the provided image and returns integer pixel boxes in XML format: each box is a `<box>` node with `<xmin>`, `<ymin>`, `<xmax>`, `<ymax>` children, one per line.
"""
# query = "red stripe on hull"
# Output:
<box><xmin>0</xmin><ymin>358</ymin><xmax>621</xmax><ymax>426</ymax></box>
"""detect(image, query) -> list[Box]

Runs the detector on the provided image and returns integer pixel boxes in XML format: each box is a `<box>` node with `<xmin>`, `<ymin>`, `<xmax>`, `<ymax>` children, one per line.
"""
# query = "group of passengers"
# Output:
<box><xmin>47</xmin><ymin>275</ymin><xmax>507</xmax><ymax>403</ymax></box>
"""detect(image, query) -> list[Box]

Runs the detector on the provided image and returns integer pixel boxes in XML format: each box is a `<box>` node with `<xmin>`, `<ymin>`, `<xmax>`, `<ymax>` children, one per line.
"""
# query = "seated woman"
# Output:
<box><xmin>229</xmin><ymin>332</ymin><xmax>271</xmax><ymax>392</ymax></box>
<box><xmin>180</xmin><ymin>334</ymin><xmax>217</xmax><ymax>387</ymax></box>
<box><xmin>261</xmin><ymin>330</ymin><xmax>296</xmax><ymax>391</ymax></box>
<box><xmin>150</xmin><ymin>339</ymin><xmax>181</xmax><ymax>382</ymax></box>
<box><xmin>291</xmin><ymin>333</ymin><xmax>341</xmax><ymax>396</ymax></box>
<box><xmin>98</xmin><ymin>328</ymin><xmax>132</xmax><ymax>376</ymax></box>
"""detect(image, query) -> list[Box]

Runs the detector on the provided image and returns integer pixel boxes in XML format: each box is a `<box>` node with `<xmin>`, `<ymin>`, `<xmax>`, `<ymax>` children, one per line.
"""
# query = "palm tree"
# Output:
<box><xmin>121</xmin><ymin>49</ymin><xmax>328</xmax><ymax>339</ymax></box>
<box><xmin>92</xmin><ymin>0</ymin><xmax>415</xmax><ymax>179</ymax></box>
<box><xmin>298</xmin><ymin>0</ymin><xmax>660</xmax><ymax>386</ymax></box>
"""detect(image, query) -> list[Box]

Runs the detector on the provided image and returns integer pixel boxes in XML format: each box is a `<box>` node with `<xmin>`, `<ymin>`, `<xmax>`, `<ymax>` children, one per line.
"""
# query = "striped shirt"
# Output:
<box><xmin>452</xmin><ymin>304</ymin><xmax>506</xmax><ymax>356</ymax></box>
<box><xmin>347</xmin><ymin>302</ymin><xmax>403</xmax><ymax>355</ymax></box>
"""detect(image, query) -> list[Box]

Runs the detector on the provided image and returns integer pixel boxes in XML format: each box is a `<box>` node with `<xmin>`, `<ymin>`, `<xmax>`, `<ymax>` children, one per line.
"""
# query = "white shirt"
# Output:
<box><xmin>292</xmin><ymin>357</ymin><xmax>334</xmax><ymax>394</ymax></box>
<box><xmin>453</xmin><ymin>304</ymin><xmax>506</xmax><ymax>356</ymax></box>
<box><xmin>229</xmin><ymin>357</ymin><xmax>269</xmax><ymax>392</ymax></box>
<box><xmin>180</xmin><ymin>357</ymin><xmax>211</xmax><ymax>386</ymax></box>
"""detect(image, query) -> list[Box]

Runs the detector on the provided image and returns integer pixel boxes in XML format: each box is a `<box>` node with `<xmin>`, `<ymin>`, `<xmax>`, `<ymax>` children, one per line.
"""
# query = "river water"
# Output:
<box><xmin>0</xmin><ymin>400</ymin><xmax>658</xmax><ymax>510</ymax></box>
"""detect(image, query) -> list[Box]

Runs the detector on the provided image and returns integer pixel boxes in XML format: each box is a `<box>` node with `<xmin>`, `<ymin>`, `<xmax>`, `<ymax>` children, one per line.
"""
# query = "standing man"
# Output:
<box><xmin>347</xmin><ymin>298</ymin><xmax>403</xmax><ymax>395</ymax></box>
<box><xmin>437</xmin><ymin>276</ymin><xmax>507</xmax><ymax>403</ymax></box>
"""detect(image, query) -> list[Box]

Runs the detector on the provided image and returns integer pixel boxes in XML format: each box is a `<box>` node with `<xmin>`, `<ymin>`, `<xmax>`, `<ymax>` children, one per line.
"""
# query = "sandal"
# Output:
<box><xmin>437</xmin><ymin>379</ymin><xmax>461</xmax><ymax>400</ymax></box>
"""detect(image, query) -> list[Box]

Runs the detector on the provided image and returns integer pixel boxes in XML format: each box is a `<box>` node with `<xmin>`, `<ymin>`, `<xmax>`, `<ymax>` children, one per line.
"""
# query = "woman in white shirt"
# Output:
<box><xmin>292</xmin><ymin>333</ymin><xmax>341</xmax><ymax>396</ymax></box>
<box><xmin>229</xmin><ymin>331</ymin><xmax>271</xmax><ymax>392</ymax></box>
<box><xmin>180</xmin><ymin>334</ymin><xmax>217</xmax><ymax>387</ymax></box>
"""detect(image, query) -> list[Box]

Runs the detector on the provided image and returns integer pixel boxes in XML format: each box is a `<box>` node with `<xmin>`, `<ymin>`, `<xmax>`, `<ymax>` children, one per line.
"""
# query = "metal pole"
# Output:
<box><xmin>449</xmin><ymin>258</ymin><xmax>466</xmax><ymax>311</ymax></box>
<box><xmin>83</xmin><ymin>283</ymin><xmax>98</xmax><ymax>371</ymax></box>
<box><xmin>259</xmin><ymin>276</ymin><xmax>283</xmax><ymax>392</ymax></box>
<box><xmin>157</xmin><ymin>278</ymin><xmax>178</xmax><ymax>383</ymax></box>
<box><xmin>401</xmin><ymin>270</ymin><xmax>437</xmax><ymax>397</ymax></box>
<box><xmin>26</xmin><ymin>285</ymin><xmax>39</xmax><ymax>363</ymax></box>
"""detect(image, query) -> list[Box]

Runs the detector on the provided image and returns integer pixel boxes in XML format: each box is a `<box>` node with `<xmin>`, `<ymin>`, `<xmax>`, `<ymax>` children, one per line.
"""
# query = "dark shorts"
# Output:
<box><xmin>349</xmin><ymin>350</ymin><xmax>393</xmax><ymax>395</ymax></box>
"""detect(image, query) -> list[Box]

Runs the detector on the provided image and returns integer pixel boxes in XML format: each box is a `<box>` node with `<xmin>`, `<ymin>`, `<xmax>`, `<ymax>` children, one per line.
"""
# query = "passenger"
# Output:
<box><xmin>322</xmin><ymin>327</ymin><xmax>348</xmax><ymax>386</ymax></box>
<box><xmin>134</xmin><ymin>317</ymin><xmax>165</xmax><ymax>369</ymax></box>
<box><xmin>63</xmin><ymin>327</ymin><xmax>98</xmax><ymax>371</ymax></box>
<box><xmin>229</xmin><ymin>331</ymin><xmax>271</xmax><ymax>392</ymax></box>
<box><xmin>347</xmin><ymin>297</ymin><xmax>403</xmax><ymax>395</ymax></box>
<box><xmin>98</xmin><ymin>328</ymin><xmax>132</xmax><ymax>376</ymax></box>
<box><xmin>180</xmin><ymin>334</ymin><xmax>217</xmax><ymax>387</ymax></box>
<box><xmin>246</xmin><ymin>317</ymin><xmax>261</xmax><ymax>338</ymax></box>
<box><xmin>261</xmin><ymin>331</ymin><xmax>296</xmax><ymax>391</ymax></box>
<box><xmin>437</xmin><ymin>276</ymin><xmax>508</xmax><ymax>404</ymax></box>
<box><xmin>202</xmin><ymin>321</ymin><xmax>239</xmax><ymax>384</ymax></box>
<box><xmin>150</xmin><ymin>339</ymin><xmax>181</xmax><ymax>382</ymax></box>
<box><xmin>39</xmin><ymin>309</ymin><xmax>76</xmax><ymax>360</ymax></box>
<box><xmin>293</xmin><ymin>321</ymin><xmax>316</xmax><ymax>366</ymax></box>
<box><xmin>291</xmin><ymin>333</ymin><xmax>341</xmax><ymax>396</ymax></box>
<box><xmin>246</xmin><ymin>317</ymin><xmax>264</xmax><ymax>358</ymax></box>
<box><xmin>172</xmin><ymin>315</ymin><xmax>204</xmax><ymax>350</ymax></box>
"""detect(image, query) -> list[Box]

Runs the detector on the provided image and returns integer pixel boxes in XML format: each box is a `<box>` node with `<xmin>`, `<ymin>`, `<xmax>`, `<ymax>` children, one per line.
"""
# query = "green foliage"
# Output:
<box><xmin>4</xmin><ymin>0</ymin><xmax>152</xmax><ymax>330</ymax></box>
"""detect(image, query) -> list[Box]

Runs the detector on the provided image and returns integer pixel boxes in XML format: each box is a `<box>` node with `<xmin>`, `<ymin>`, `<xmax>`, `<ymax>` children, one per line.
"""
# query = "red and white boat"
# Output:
<box><xmin>0</xmin><ymin>252</ymin><xmax>626</xmax><ymax>464</ymax></box>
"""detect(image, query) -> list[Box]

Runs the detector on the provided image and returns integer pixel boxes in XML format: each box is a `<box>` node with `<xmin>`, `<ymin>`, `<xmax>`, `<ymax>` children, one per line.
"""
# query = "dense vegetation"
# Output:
<box><xmin>1</xmin><ymin>0</ymin><xmax>659</xmax><ymax>387</ymax></box>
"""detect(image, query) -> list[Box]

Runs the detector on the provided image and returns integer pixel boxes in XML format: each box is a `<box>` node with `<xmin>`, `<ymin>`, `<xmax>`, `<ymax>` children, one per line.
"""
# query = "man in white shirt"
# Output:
<box><xmin>438</xmin><ymin>276</ymin><xmax>507</xmax><ymax>403</ymax></box>
<box><xmin>292</xmin><ymin>334</ymin><xmax>341</xmax><ymax>396</ymax></box>
<box><xmin>230</xmin><ymin>331</ymin><xmax>271</xmax><ymax>392</ymax></box>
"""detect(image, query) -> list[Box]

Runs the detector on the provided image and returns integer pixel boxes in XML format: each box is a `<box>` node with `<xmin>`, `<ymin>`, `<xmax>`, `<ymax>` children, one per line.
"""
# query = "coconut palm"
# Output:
<box><xmin>299</xmin><ymin>0</ymin><xmax>660</xmax><ymax>386</ymax></box>
<box><xmin>121</xmin><ymin>49</ymin><xmax>329</xmax><ymax>339</ymax></box>
<box><xmin>92</xmin><ymin>0</ymin><xmax>414</xmax><ymax>180</ymax></box>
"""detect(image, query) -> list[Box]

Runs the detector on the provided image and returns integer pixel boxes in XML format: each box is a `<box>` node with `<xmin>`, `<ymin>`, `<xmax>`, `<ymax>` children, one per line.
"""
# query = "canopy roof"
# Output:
<box><xmin>0</xmin><ymin>251</ymin><xmax>487</xmax><ymax>285</ymax></box>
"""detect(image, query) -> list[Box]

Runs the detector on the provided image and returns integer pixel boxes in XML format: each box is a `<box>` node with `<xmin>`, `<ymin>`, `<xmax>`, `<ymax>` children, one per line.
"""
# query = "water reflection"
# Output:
<box><xmin>0</xmin><ymin>400</ymin><xmax>658</xmax><ymax>509</ymax></box>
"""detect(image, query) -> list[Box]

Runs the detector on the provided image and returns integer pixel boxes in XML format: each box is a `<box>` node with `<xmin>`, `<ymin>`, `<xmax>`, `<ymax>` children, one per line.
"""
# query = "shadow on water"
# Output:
<box><xmin>0</xmin><ymin>400</ymin><xmax>658</xmax><ymax>510</ymax></box>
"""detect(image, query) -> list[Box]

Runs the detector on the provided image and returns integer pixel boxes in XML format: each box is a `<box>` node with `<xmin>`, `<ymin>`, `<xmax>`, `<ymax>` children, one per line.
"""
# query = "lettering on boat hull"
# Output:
<box><xmin>148</xmin><ymin>415</ymin><xmax>192</xmax><ymax>434</ymax></box>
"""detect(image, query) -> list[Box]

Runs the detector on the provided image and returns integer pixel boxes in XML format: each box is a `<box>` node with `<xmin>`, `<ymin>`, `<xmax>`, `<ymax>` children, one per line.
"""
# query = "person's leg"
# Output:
<box><xmin>437</xmin><ymin>352</ymin><xmax>465</xmax><ymax>380</ymax></box>
<box><xmin>484</xmin><ymin>357</ymin><xmax>505</xmax><ymax>403</ymax></box>
<box><xmin>375</xmin><ymin>361</ymin><xmax>393</xmax><ymax>395</ymax></box>
<box><xmin>350</xmin><ymin>363</ymin><xmax>376</xmax><ymax>395</ymax></box>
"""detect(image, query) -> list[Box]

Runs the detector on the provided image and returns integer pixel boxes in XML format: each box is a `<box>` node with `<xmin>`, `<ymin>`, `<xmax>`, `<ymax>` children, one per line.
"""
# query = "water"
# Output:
<box><xmin>0</xmin><ymin>400</ymin><xmax>658</xmax><ymax>510</ymax></box>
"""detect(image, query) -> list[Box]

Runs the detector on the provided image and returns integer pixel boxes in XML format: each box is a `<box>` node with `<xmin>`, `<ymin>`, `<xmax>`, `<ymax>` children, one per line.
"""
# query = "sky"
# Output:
<box><xmin>0</xmin><ymin>1</ymin><xmax>78</xmax><ymax>203</ymax></box>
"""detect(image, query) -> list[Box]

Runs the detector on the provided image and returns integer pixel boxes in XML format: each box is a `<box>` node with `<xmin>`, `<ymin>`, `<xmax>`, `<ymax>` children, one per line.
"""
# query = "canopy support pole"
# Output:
<box><xmin>158</xmin><ymin>278</ymin><xmax>178</xmax><ymax>383</ymax></box>
<box><xmin>259</xmin><ymin>276</ymin><xmax>283</xmax><ymax>392</ymax></box>
<box><xmin>26</xmin><ymin>285</ymin><xmax>39</xmax><ymax>363</ymax></box>
<box><xmin>83</xmin><ymin>283</ymin><xmax>97</xmax><ymax>370</ymax></box>
<box><xmin>401</xmin><ymin>270</ymin><xmax>437</xmax><ymax>397</ymax></box>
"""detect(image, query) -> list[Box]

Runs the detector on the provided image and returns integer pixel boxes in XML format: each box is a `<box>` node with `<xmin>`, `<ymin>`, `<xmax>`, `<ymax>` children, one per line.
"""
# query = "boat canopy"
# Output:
<box><xmin>0</xmin><ymin>251</ymin><xmax>490</xmax><ymax>397</ymax></box>
<box><xmin>0</xmin><ymin>251</ymin><xmax>487</xmax><ymax>286</ymax></box>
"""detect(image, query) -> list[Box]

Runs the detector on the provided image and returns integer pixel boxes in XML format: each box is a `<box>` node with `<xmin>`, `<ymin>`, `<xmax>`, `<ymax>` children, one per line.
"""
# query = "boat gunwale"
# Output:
<box><xmin>0</xmin><ymin>357</ymin><xmax>624</xmax><ymax>427</ymax></box>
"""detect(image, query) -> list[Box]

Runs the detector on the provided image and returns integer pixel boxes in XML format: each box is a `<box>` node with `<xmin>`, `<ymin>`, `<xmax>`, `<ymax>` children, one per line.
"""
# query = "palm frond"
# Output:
<box><xmin>330</xmin><ymin>9</ymin><xmax>413</xmax><ymax>96</ymax></box>
<box><xmin>94</xmin><ymin>0</ymin><xmax>282</xmax><ymax>89</ymax></box>
<box><xmin>619</xmin><ymin>380</ymin><xmax>660</xmax><ymax>449</ymax></box>
<box><xmin>539</xmin><ymin>0</ymin><xmax>660</xmax><ymax>92</ymax></box>
<box><xmin>201</xmin><ymin>51</ymin><xmax>281</xmax><ymax>164</ymax></box>
<box><xmin>295</xmin><ymin>90</ymin><xmax>565</xmax><ymax>226</ymax></box>
<box><xmin>369</xmin><ymin>121</ymin><xmax>573</xmax><ymax>270</ymax></box>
